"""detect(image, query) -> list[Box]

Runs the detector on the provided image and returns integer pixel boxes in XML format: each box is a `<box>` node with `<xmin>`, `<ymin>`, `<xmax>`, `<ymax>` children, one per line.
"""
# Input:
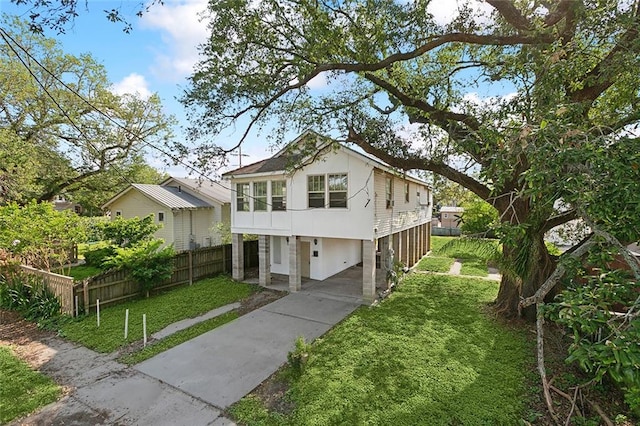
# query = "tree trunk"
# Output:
<box><xmin>494</xmin><ymin>229</ymin><xmax>557</xmax><ymax>321</ymax></box>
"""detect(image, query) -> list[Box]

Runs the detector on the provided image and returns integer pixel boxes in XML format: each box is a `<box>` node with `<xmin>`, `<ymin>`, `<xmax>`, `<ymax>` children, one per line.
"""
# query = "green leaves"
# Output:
<box><xmin>103</xmin><ymin>239</ymin><xmax>175</xmax><ymax>296</ymax></box>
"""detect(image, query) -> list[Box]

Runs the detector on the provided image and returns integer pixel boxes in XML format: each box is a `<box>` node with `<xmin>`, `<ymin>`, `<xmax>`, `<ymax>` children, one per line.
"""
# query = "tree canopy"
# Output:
<box><xmin>181</xmin><ymin>0</ymin><xmax>640</xmax><ymax>318</ymax></box>
<box><xmin>0</xmin><ymin>16</ymin><xmax>173</xmax><ymax>210</ymax></box>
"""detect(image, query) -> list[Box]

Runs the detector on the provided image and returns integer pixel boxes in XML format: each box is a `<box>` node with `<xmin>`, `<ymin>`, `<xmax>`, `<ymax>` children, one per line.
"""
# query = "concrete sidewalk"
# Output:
<box><xmin>10</xmin><ymin>338</ymin><xmax>231</xmax><ymax>426</ymax></box>
<box><xmin>135</xmin><ymin>291</ymin><xmax>360</xmax><ymax>409</ymax></box>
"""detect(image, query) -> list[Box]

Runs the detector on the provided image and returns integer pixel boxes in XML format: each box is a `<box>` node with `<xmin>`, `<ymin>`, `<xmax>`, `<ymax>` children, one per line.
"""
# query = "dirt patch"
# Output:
<box><xmin>0</xmin><ymin>310</ymin><xmax>58</xmax><ymax>369</ymax></box>
<box><xmin>237</xmin><ymin>288</ymin><xmax>286</xmax><ymax>316</ymax></box>
<box><xmin>242</xmin><ymin>365</ymin><xmax>295</xmax><ymax>416</ymax></box>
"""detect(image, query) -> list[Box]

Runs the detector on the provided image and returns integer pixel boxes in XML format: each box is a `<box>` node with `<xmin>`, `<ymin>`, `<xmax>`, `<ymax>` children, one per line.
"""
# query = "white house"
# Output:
<box><xmin>223</xmin><ymin>131</ymin><xmax>432</xmax><ymax>303</ymax></box>
<box><xmin>102</xmin><ymin>177</ymin><xmax>231</xmax><ymax>251</ymax></box>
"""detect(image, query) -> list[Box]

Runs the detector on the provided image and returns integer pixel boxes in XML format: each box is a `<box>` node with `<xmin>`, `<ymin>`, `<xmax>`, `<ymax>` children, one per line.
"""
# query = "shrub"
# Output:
<box><xmin>545</xmin><ymin>246</ymin><xmax>640</xmax><ymax>416</ymax></box>
<box><xmin>83</xmin><ymin>246</ymin><xmax>116</xmax><ymax>267</ymax></box>
<box><xmin>0</xmin><ymin>272</ymin><xmax>63</xmax><ymax>329</ymax></box>
<box><xmin>288</xmin><ymin>336</ymin><xmax>312</xmax><ymax>376</ymax></box>
<box><xmin>102</xmin><ymin>215</ymin><xmax>160</xmax><ymax>248</ymax></box>
<box><xmin>459</xmin><ymin>200</ymin><xmax>499</xmax><ymax>235</ymax></box>
<box><xmin>103</xmin><ymin>239</ymin><xmax>175</xmax><ymax>296</ymax></box>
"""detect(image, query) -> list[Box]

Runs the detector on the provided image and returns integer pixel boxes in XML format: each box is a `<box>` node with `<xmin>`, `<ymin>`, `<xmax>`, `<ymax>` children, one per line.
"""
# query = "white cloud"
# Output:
<box><xmin>427</xmin><ymin>0</ymin><xmax>493</xmax><ymax>26</ymax></box>
<box><xmin>110</xmin><ymin>73</ymin><xmax>152</xmax><ymax>98</ymax></box>
<box><xmin>140</xmin><ymin>0</ymin><xmax>210</xmax><ymax>82</ymax></box>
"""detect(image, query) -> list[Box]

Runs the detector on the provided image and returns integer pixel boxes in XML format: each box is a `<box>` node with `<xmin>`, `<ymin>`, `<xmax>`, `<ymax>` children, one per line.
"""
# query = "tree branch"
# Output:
<box><xmin>542</xmin><ymin>209</ymin><xmax>578</xmax><ymax>233</ymax></box>
<box><xmin>346</xmin><ymin>127</ymin><xmax>492</xmax><ymax>200</ymax></box>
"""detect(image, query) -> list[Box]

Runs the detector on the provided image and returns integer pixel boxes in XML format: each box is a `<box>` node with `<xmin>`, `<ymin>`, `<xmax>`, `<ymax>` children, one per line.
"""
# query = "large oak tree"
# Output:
<box><xmin>0</xmin><ymin>16</ymin><xmax>174</xmax><ymax>209</ymax></box>
<box><xmin>180</xmin><ymin>0</ymin><xmax>640</xmax><ymax>319</ymax></box>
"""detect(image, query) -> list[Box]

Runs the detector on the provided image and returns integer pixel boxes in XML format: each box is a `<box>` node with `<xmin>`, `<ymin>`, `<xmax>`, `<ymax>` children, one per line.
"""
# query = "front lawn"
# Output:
<box><xmin>230</xmin><ymin>274</ymin><xmax>532</xmax><ymax>425</ymax></box>
<box><xmin>419</xmin><ymin>236</ymin><xmax>496</xmax><ymax>277</ymax></box>
<box><xmin>416</xmin><ymin>256</ymin><xmax>455</xmax><ymax>273</ymax></box>
<box><xmin>56</xmin><ymin>265</ymin><xmax>103</xmax><ymax>281</ymax></box>
<box><xmin>60</xmin><ymin>275</ymin><xmax>257</xmax><ymax>353</ymax></box>
<box><xmin>0</xmin><ymin>346</ymin><xmax>61</xmax><ymax>424</ymax></box>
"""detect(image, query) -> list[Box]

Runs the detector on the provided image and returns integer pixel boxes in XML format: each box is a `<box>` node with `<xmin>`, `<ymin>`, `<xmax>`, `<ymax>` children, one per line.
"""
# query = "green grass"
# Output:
<box><xmin>430</xmin><ymin>235</ymin><xmax>456</xmax><ymax>252</ymax></box>
<box><xmin>56</xmin><ymin>265</ymin><xmax>103</xmax><ymax>281</ymax></box>
<box><xmin>230</xmin><ymin>274</ymin><xmax>532</xmax><ymax>425</ymax></box>
<box><xmin>459</xmin><ymin>259</ymin><xmax>489</xmax><ymax>277</ymax></box>
<box><xmin>0</xmin><ymin>346</ymin><xmax>61</xmax><ymax>424</ymax></box>
<box><xmin>416</xmin><ymin>256</ymin><xmax>455</xmax><ymax>273</ymax></box>
<box><xmin>60</xmin><ymin>275</ymin><xmax>257</xmax><ymax>353</ymax></box>
<box><xmin>119</xmin><ymin>311</ymin><xmax>239</xmax><ymax>365</ymax></box>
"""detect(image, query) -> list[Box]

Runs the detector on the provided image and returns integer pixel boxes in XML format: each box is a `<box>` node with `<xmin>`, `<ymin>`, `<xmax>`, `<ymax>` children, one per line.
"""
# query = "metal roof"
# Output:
<box><xmin>131</xmin><ymin>184</ymin><xmax>214</xmax><ymax>209</ymax></box>
<box><xmin>163</xmin><ymin>177</ymin><xmax>232</xmax><ymax>204</ymax></box>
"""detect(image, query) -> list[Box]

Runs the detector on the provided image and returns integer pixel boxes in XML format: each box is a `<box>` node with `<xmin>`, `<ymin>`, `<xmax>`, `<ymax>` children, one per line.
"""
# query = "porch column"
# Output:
<box><xmin>362</xmin><ymin>239</ymin><xmax>376</xmax><ymax>303</ymax></box>
<box><xmin>379</xmin><ymin>236</ymin><xmax>390</xmax><ymax>272</ymax></box>
<box><xmin>232</xmin><ymin>233</ymin><xmax>244</xmax><ymax>281</ymax></box>
<box><xmin>392</xmin><ymin>232</ymin><xmax>400</xmax><ymax>266</ymax></box>
<box><xmin>401</xmin><ymin>230</ymin><xmax>409</xmax><ymax>266</ymax></box>
<box><xmin>258</xmin><ymin>235</ymin><xmax>271</xmax><ymax>286</ymax></box>
<box><xmin>289</xmin><ymin>236</ymin><xmax>301</xmax><ymax>292</ymax></box>
<box><xmin>427</xmin><ymin>223</ymin><xmax>432</xmax><ymax>251</ymax></box>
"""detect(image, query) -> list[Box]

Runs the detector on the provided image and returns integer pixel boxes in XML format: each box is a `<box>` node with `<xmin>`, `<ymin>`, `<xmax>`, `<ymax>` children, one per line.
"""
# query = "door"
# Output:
<box><xmin>301</xmin><ymin>241</ymin><xmax>311</xmax><ymax>278</ymax></box>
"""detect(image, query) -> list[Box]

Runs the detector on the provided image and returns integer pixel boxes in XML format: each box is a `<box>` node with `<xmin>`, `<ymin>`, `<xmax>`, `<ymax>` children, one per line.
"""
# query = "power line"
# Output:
<box><xmin>1</xmin><ymin>27</ymin><xmax>378</xmax><ymax>212</ymax></box>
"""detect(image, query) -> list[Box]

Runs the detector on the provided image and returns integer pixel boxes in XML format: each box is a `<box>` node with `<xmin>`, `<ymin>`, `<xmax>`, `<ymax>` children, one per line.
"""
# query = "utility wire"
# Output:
<box><xmin>1</xmin><ymin>27</ymin><xmax>380</xmax><ymax>212</ymax></box>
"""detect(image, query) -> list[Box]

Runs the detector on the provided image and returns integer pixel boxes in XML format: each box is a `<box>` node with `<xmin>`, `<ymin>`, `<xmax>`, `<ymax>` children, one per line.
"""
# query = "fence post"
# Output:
<box><xmin>83</xmin><ymin>279</ymin><xmax>89</xmax><ymax>314</ymax></box>
<box><xmin>189</xmin><ymin>250</ymin><xmax>193</xmax><ymax>285</ymax></box>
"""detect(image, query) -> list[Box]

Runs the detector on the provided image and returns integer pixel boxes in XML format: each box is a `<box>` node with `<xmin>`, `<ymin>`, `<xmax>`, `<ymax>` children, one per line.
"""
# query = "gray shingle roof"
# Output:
<box><xmin>132</xmin><ymin>184</ymin><xmax>214</xmax><ymax>209</ymax></box>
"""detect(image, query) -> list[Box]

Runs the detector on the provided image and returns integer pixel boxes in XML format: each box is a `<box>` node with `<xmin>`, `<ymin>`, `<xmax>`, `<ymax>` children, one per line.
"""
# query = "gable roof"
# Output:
<box><xmin>222</xmin><ymin>131</ymin><xmax>431</xmax><ymax>187</ymax></box>
<box><xmin>103</xmin><ymin>184</ymin><xmax>214</xmax><ymax>210</ymax></box>
<box><xmin>161</xmin><ymin>177</ymin><xmax>231</xmax><ymax>204</ymax></box>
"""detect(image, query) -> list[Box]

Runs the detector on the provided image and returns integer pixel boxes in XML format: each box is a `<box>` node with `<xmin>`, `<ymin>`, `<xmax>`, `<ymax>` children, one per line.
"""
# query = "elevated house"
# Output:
<box><xmin>102</xmin><ymin>177</ymin><xmax>231</xmax><ymax>251</ymax></box>
<box><xmin>223</xmin><ymin>131</ymin><xmax>432</xmax><ymax>303</ymax></box>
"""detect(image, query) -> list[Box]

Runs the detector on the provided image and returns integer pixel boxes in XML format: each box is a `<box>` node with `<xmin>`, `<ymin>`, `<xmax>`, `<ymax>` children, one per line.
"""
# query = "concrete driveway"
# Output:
<box><xmin>135</xmin><ymin>289</ymin><xmax>360</xmax><ymax>409</ymax></box>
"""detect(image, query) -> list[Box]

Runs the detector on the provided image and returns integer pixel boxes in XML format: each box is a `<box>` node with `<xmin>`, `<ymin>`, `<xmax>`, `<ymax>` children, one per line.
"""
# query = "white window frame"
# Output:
<box><xmin>158</xmin><ymin>211</ymin><xmax>165</xmax><ymax>222</ymax></box>
<box><xmin>236</xmin><ymin>183</ymin><xmax>250</xmax><ymax>212</ymax></box>
<box><xmin>308</xmin><ymin>175</ymin><xmax>325</xmax><ymax>208</ymax></box>
<box><xmin>328</xmin><ymin>173</ymin><xmax>348</xmax><ymax>208</ymax></box>
<box><xmin>253</xmin><ymin>181</ymin><xmax>267</xmax><ymax>211</ymax></box>
<box><xmin>271</xmin><ymin>180</ymin><xmax>286</xmax><ymax>211</ymax></box>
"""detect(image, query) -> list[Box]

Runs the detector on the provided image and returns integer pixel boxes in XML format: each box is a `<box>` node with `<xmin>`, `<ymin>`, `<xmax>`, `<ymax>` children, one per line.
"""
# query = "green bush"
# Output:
<box><xmin>460</xmin><ymin>200</ymin><xmax>499</xmax><ymax>235</ymax></box>
<box><xmin>287</xmin><ymin>336</ymin><xmax>312</xmax><ymax>376</ymax></box>
<box><xmin>545</xmin><ymin>247</ymin><xmax>640</xmax><ymax>416</ymax></box>
<box><xmin>83</xmin><ymin>246</ymin><xmax>116</xmax><ymax>267</ymax></box>
<box><xmin>103</xmin><ymin>239</ymin><xmax>175</xmax><ymax>296</ymax></box>
<box><xmin>0</xmin><ymin>273</ymin><xmax>63</xmax><ymax>329</ymax></box>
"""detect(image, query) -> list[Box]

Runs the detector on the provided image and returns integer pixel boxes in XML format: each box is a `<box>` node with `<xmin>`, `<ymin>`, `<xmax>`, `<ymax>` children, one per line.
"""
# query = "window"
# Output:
<box><xmin>328</xmin><ymin>174</ymin><xmax>347</xmax><ymax>208</ymax></box>
<box><xmin>115</xmin><ymin>210</ymin><xmax>122</xmax><ymax>217</ymax></box>
<box><xmin>253</xmin><ymin>182</ymin><xmax>267</xmax><ymax>211</ymax></box>
<box><xmin>271</xmin><ymin>180</ymin><xmax>286</xmax><ymax>211</ymax></box>
<box><xmin>308</xmin><ymin>175</ymin><xmax>325</xmax><ymax>208</ymax></box>
<box><xmin>385</xmin><ymin>177</ymin><xmax>393</xmax><ymax>208</ymax></box>
<box><xmin>158</xmin><ymin>211</ymin><xmax>165</xmax><ymax>222</ymax></box>
<box><xmin>236</xmin><ymin>183</ymin><xmax>250</xmax><ymax>211</ymax></box>
<box><xmin>405</xmin><ymin>182</ymin><xmax>410</xmax><ymax>203</ymax></box>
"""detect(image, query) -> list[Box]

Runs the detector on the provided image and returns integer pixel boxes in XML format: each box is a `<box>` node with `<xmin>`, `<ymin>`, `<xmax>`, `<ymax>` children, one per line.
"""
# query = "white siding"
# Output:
<box><xmin>231</xmin><ymin>148</ymin><xmax>376</xmax><ymax>240</ymax></box>
<box><xmin>373</xmin><ymin>172</ymin><xmax>432</xmax><ymax>237</ymax></box>
<box><xmin>107</xmin><ymin>190</ymin><xmax>173</xmax><ymax>246</ymax></box>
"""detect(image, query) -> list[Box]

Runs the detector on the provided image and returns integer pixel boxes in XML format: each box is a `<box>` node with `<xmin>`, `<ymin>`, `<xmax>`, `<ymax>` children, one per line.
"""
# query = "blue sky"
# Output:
<box><xmin>2</xmin><ymin>0</ymin><xmax>505</xmax><ymax>177</ymax></box>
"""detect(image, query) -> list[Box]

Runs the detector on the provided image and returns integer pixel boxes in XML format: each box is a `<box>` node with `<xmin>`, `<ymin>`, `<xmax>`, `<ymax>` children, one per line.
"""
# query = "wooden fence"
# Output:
<box><xmin>75</xmin><ymin>240</ymin><xmax>259</xmax><ymax>313</ymax></box>
<box><xmin>19</xmin><ymin>265</ymin><xmax>76</xmax><ymax>316</ymax></box>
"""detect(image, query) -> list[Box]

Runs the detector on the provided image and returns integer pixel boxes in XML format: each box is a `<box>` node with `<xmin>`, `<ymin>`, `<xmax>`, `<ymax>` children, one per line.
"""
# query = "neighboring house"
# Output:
<box><xmin>223</xmin><ymin>131</ymin><xmax>432</xmax><ymax>303</ymax></box>
<box><xmin>52</xmin><ymin>195</ymin><xmax>82</xmax><ymax>215</ymax></box>
<box><xmin>102</xmin><ymin>177</ymin><xmax>231</xmax><ymax>251</ymax></box>
<box><xmin>439</xmin><ymin>206</ymin><xmax>464</xmax><ymax>229</ymax></box>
